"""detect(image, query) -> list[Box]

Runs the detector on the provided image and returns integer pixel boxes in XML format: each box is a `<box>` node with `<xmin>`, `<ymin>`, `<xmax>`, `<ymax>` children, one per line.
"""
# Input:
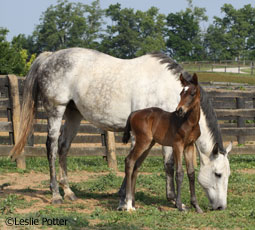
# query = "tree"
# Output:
<box><xmin>33</xmin><ymin>0</ymin><xmax>104</xmax><ymax>53</ymax></box>
<box><xmin>165</xmin><ymin>0</ymin><xmax>207</xmax><ymax>61</ymax></box>
<box><xmin>100</xmin><ymin>4</ymin><xmax>166</xmax><ymax>58</ymax></box>
<box><xmin>205</xmin><ymin>4</ymin><xmax>255</xmax><ymax>60</ymax></box>
<box><xmin>0</xmin><ymin>28</ymin><xmax>36</xmax><ymax>76</ymax></box>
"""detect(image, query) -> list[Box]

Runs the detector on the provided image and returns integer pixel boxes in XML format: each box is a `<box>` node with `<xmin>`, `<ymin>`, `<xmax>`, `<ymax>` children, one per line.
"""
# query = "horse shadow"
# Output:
<box><xmin>69</xmin><ymin>184</ymin><xmax>173</xmax><ymax>211</ymax></box>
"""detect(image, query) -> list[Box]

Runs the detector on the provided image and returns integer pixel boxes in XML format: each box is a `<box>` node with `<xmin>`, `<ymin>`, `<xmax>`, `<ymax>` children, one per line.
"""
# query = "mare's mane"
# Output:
<box><xmin>150</xmin><ymin>53</ymin><xmax>225</xmax><ymax>153</ymax></box>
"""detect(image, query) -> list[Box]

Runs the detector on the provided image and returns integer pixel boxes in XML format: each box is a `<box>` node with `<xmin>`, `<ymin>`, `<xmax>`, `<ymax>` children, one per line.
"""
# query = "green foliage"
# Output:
<box><xmin>165</xmin><ymin>1</ymin><xmax>207</xmax><ymax>61</ymax></box>
<box><xmin>0</xmin><ymin>28</ymin><xmax>36</xmax><ymax>76</ymax></box>
<box><xmin>100</xmin><ymin>4</ymin><xmax>166</xmax><ymax>58</ymax></box>
<box><xmin>33</xmin><ymin>0</ymin><xmax>104</xmax><ymax>52</ymax></box>
<box><xmin>205</xmin><ymin>4</ymin><xmax>255</xmax><ymax>60</ymax></box>
<box><xmin>2</xmin><ymin>0</ymin><xmax>255</xmax><ymax>73</ymax></box>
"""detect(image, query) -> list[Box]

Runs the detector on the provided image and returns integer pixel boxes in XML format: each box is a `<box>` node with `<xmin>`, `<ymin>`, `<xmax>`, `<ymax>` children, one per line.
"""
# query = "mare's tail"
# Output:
<box><xmin>9</xmin><ymin>52</ymin><xmax>52</xmax><ymax>160</ymax></box>
<box><xmin>122</xmin><ymin>113</ymin><xmax>133</xmax><ymax>144</ymax></box>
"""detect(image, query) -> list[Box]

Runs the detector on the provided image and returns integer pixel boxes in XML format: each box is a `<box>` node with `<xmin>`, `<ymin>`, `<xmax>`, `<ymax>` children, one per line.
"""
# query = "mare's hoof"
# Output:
<box><xmin>52</xmin><ymin>196</ymin><xmax>63</xmax><ymax>204</ymax></box>
<box><xmin>64</xmin><ymin>193</ymin><xmax>77</xmax><ymax>201</ymax></box>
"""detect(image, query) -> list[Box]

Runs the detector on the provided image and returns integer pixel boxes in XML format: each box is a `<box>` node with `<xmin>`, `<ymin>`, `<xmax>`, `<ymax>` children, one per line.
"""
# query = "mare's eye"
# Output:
<box><xmin>215</xmin><ymin>173</ymin><xmax>222</xmax><ymax>178</ymax></box>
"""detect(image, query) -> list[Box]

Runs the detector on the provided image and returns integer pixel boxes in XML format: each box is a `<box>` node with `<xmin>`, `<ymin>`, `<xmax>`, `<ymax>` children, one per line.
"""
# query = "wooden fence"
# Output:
<box><xmin>0</xmin><ymin>75</ymin><xmax>255</xmax><ymax>169</ymax></box>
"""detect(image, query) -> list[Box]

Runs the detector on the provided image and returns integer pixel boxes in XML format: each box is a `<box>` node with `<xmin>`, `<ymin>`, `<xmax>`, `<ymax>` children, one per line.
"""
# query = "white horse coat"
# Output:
<box><xmin>10</xmin><ymin>48</ymin><xmax>232</xmax><ymax>210</ymax></box>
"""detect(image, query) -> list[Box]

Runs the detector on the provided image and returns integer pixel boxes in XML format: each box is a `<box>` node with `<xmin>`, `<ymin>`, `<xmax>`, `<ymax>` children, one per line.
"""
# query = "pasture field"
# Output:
<box><xmin>197</xmin><ymin>72</ymin><xmax>255</xmax><ymax>85</ymax></box>
<box><xmin>0</xmin><ymin>155</ymin><xmax>255</xmax><ymax>229</ymax></box>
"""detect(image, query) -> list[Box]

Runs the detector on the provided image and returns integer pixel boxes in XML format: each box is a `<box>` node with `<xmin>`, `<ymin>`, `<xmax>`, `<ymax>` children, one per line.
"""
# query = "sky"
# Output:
<box><xmin>0</xmin><ymin>0</ymin><xmax>254</xmax><ymax>41</ymax></box>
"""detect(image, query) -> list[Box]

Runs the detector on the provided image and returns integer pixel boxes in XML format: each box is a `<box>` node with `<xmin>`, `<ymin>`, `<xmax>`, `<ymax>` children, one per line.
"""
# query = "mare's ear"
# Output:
<box><xmin>191</xmin><ymin>73</ymin><xmax>198</xmax><ymax>85</ymax></box>
<box><xmin>225</xmin><ymin>142</ymin><xmax>232</xmax><ymax>157</ymax></box>
<box><xmin>180</xmin><ymin>73</ymin><xmax>190</xmax><ymax>87</ymax></box>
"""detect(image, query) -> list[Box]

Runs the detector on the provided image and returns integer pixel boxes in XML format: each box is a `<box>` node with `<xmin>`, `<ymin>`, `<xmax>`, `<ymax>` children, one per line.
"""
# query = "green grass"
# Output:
<box><xmin>197</xmin><ymin>72</ymin><xmax>255</xmax><ymax>85</ymax></box>
<box><xmin>0</xmin><ymin>155</ymin><xmax>255</xmax><ymax>229</ymax></box>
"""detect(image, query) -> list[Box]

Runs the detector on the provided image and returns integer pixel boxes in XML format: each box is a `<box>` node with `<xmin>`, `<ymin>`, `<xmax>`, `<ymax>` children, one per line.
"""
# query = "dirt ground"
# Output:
<box><xmin>0</xmin><ymin>171</ymin><xmax>127</xmax><ymax>215</ymax></box>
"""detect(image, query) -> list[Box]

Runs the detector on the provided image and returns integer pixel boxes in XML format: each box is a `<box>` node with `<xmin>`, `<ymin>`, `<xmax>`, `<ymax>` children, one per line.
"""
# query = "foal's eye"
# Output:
<box><xmin>190</xmin><ymin>90</ymin><xmax>196</xmax><ymax>96</ymax></box>
<box><xmin>215</xmin><ymin>173</ymin><xmax>222</xmax><ymax>178</ymax></box>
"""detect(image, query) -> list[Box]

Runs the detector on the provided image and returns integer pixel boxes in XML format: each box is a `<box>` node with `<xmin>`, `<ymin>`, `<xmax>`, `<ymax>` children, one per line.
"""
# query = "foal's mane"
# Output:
<box><xmin>150</xmin><ymin>52</ymin><xmax>225</xmax><ymax>153</ymax></box>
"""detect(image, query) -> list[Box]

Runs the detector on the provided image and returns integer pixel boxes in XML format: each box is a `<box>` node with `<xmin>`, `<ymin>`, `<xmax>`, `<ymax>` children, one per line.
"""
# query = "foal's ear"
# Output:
<box><xmin>180</xmin><ymin>74</ymin><xmax>190</xmax><ymax>86</ymax></box>
<box><xmin>191</xmin><ymin>73</ymin><xmax>198</xmax><ymax>85</ymax></box>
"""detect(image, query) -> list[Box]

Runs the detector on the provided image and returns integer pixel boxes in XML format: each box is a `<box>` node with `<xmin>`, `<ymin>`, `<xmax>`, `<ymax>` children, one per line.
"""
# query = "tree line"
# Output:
<box><xmin>1</xmin><ymin>0</ymin><xmax>255</xmax><ymax>75</ymax></box>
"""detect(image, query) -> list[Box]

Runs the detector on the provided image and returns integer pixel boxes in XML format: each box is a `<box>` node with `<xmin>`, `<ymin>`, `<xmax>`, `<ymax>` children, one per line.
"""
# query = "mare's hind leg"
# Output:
<box><xmin>58</xmin><ymin>102</ymin><xmax>83</xmax><ymax>201</ymax></box>
<box><xmin>46</xmin><ymin>106</ymin><xmax>66</xmax><ymax>204</ymax></box>
<box><xmin>184</xmin><ymin>144</ymin><xmax>203</xmax><ymax>213</ymax></box>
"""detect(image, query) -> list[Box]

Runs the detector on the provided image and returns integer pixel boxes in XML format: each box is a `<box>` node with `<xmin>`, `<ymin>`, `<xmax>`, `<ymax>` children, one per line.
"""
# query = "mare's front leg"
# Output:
<box><xmin>46</xmin><ymin>106</ymin><xmax>66</xmax><ymax>204</ymax></box>
<box><xmin>58</xmin><ymin>104</ymin><xmax>82</xmax><ymax>201</ymax></box>
<box><xmin>173</xmin><ymin>143</ymin><xmax>185</xmax><ymax>211</ymax></box>
<box><xmin>184</xmin><ymin>144</ymin><xmax>203</xmax><ymax>213</ymax></box>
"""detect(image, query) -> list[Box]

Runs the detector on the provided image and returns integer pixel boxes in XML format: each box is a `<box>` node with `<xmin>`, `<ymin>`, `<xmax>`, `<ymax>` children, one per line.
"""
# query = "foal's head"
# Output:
<box><xmin>176</xmin><ymin>73</ymin><xmax>200</xmax><ymax>117</ymax></box>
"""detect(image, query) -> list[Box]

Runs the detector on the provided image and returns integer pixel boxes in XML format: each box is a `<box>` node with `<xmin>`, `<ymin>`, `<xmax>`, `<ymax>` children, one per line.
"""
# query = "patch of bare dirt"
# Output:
<box><xmin>0</xmin><ymin>171</ymin><xmax>121</xmax><ymax>215</ymax></box>
<box><xmin>237</xmin><ymin>168</ymin><xmax>255</xmax><ymax>174</ymax></box>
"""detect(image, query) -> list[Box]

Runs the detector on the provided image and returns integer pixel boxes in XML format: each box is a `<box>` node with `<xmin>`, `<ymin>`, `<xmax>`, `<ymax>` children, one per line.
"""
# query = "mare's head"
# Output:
<box><xmin>176</xmin><ymin>73</ymin><xmax>200</xmax><ymax>117</ymax></box>
<box><xmin>198</xmin><ymin>142</ymin><xmax>232</xmax><ymax>210</ymax></box>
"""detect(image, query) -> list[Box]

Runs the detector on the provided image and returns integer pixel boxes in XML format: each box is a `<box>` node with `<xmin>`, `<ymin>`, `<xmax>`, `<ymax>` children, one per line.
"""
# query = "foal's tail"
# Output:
<box><xmin>9</xmin><ymin>52</ymin><xmax>52</xmax><ymax>161</ymax></box>
<box><xmin>122</xmin><ymin>113</ymin><xmax>133</xmax><ymax>144</ymax></box>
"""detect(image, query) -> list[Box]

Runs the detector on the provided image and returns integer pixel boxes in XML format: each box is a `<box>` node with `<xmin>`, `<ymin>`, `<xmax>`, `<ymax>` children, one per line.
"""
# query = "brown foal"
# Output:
<box><xmin>122</xmin><ymin>73</ymin><xmax>202</xmax><ymax>213</ymax></box>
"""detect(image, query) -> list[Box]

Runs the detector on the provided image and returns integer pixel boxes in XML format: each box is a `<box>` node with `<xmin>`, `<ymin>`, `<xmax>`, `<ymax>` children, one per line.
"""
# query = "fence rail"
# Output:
<box><xmin>0</xmin><ymin>75</ymin><xmax>255</xmax><ymax>169</ymax></box>
<box><xmin>181</xmin><ymin>61</ymin><xmax>255</xmax><ymax>75</ymax></box>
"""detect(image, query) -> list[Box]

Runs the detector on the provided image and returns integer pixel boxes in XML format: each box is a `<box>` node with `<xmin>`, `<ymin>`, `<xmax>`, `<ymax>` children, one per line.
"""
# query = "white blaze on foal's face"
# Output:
<box><xmin>184</xmin><ymin>86</ymin><xmax>189</xmax><ymax>92</ymax></box>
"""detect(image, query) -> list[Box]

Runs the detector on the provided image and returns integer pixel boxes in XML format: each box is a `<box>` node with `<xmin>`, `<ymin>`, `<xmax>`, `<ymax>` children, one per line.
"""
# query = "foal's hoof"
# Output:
<box><xmin>172</xmin><ymin>200</ymin><xmax>187</xmax><ymax>210</ymax></box>
<box><xmin>195</xmin><ymin>206</ymin><xmax>203</xmax><ymax>214</ymax></box>
<box><xmin>64</xmin><ymin>193</ymin><xmax>77</xmax><ymax>201</ymax></box>
<box><xmin>117</xmin><ymin>200</ymin><xmax>127</xmax><ymax>211</ymax></box>
<box><xmin>176</xmin><ymin>203</ymin><xmax>188</xmax><ymax>212</ymax></box>
<box><xmin>127</xmin><ymin>206</ymin><xmax>136</xmax><ymax>212</ymax></box>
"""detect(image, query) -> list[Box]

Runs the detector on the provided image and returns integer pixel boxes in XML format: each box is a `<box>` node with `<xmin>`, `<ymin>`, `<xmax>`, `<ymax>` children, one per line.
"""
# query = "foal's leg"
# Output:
<box><xmin>46</xmin><ymin>106</ymin><xmax>66</xmax><ymax>204</ymax></box>
<box><xmin>173</xmin><ymin>143</ymin><xmax>185</xmax><ymax>211</ymax></box>
<box><xmin>162</xmin><ymin>146</ymin><xmax>176</xmax><ymax>203</ymax></box>
<box><xmin>184</xmin><ymin>144</ymin><xmax>203</xmax><ymax>213</ymax></box>
<box><xmin>125</xmin><ymin>140</ymin><xmax>151</xmax><ymax>211</ymax></box>
<box><xmin>131</xmin><ymin>141</ymin><xmax>155</xmax><ymax>208</ymax></box>
<box><xmin>58</xmin><ymin>103</ymin><xmax>83</xmax><ymax>201</ymax></box>
<box><xmin>118</xmin><ymin>135</ymin><xmax>135</xmax><ymax>210</ymax></box>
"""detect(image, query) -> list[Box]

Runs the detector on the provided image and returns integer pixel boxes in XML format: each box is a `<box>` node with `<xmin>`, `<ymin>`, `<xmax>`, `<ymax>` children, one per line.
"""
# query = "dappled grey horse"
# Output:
<box><xmin>10</xmin><ymin>48</ymin><xmax>232</xmax><ymax>210</ymax></box>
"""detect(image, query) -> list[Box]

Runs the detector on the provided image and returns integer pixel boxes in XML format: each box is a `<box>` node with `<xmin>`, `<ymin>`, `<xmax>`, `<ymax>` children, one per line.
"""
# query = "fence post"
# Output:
<box><xmin>7</xmin><ymin>75</ymin><xmax>26</xmax><ymax>169</ymax></box>
<box><xmin>105</xmin><ymin>131</ymin><xmax>117</xmax><ymax>171</ymax></box>
<box><xmin>236</xmin><ymin>97</ymin><xmax>245</xmax><ymax>145</ymax></box>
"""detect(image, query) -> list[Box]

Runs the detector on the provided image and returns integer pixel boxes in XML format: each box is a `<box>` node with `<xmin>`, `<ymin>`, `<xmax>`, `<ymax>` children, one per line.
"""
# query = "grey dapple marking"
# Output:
<box><xmin>9</xmin><ymin>48</ymin><xmax>232</xmax><ymax>210</ymax></box>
